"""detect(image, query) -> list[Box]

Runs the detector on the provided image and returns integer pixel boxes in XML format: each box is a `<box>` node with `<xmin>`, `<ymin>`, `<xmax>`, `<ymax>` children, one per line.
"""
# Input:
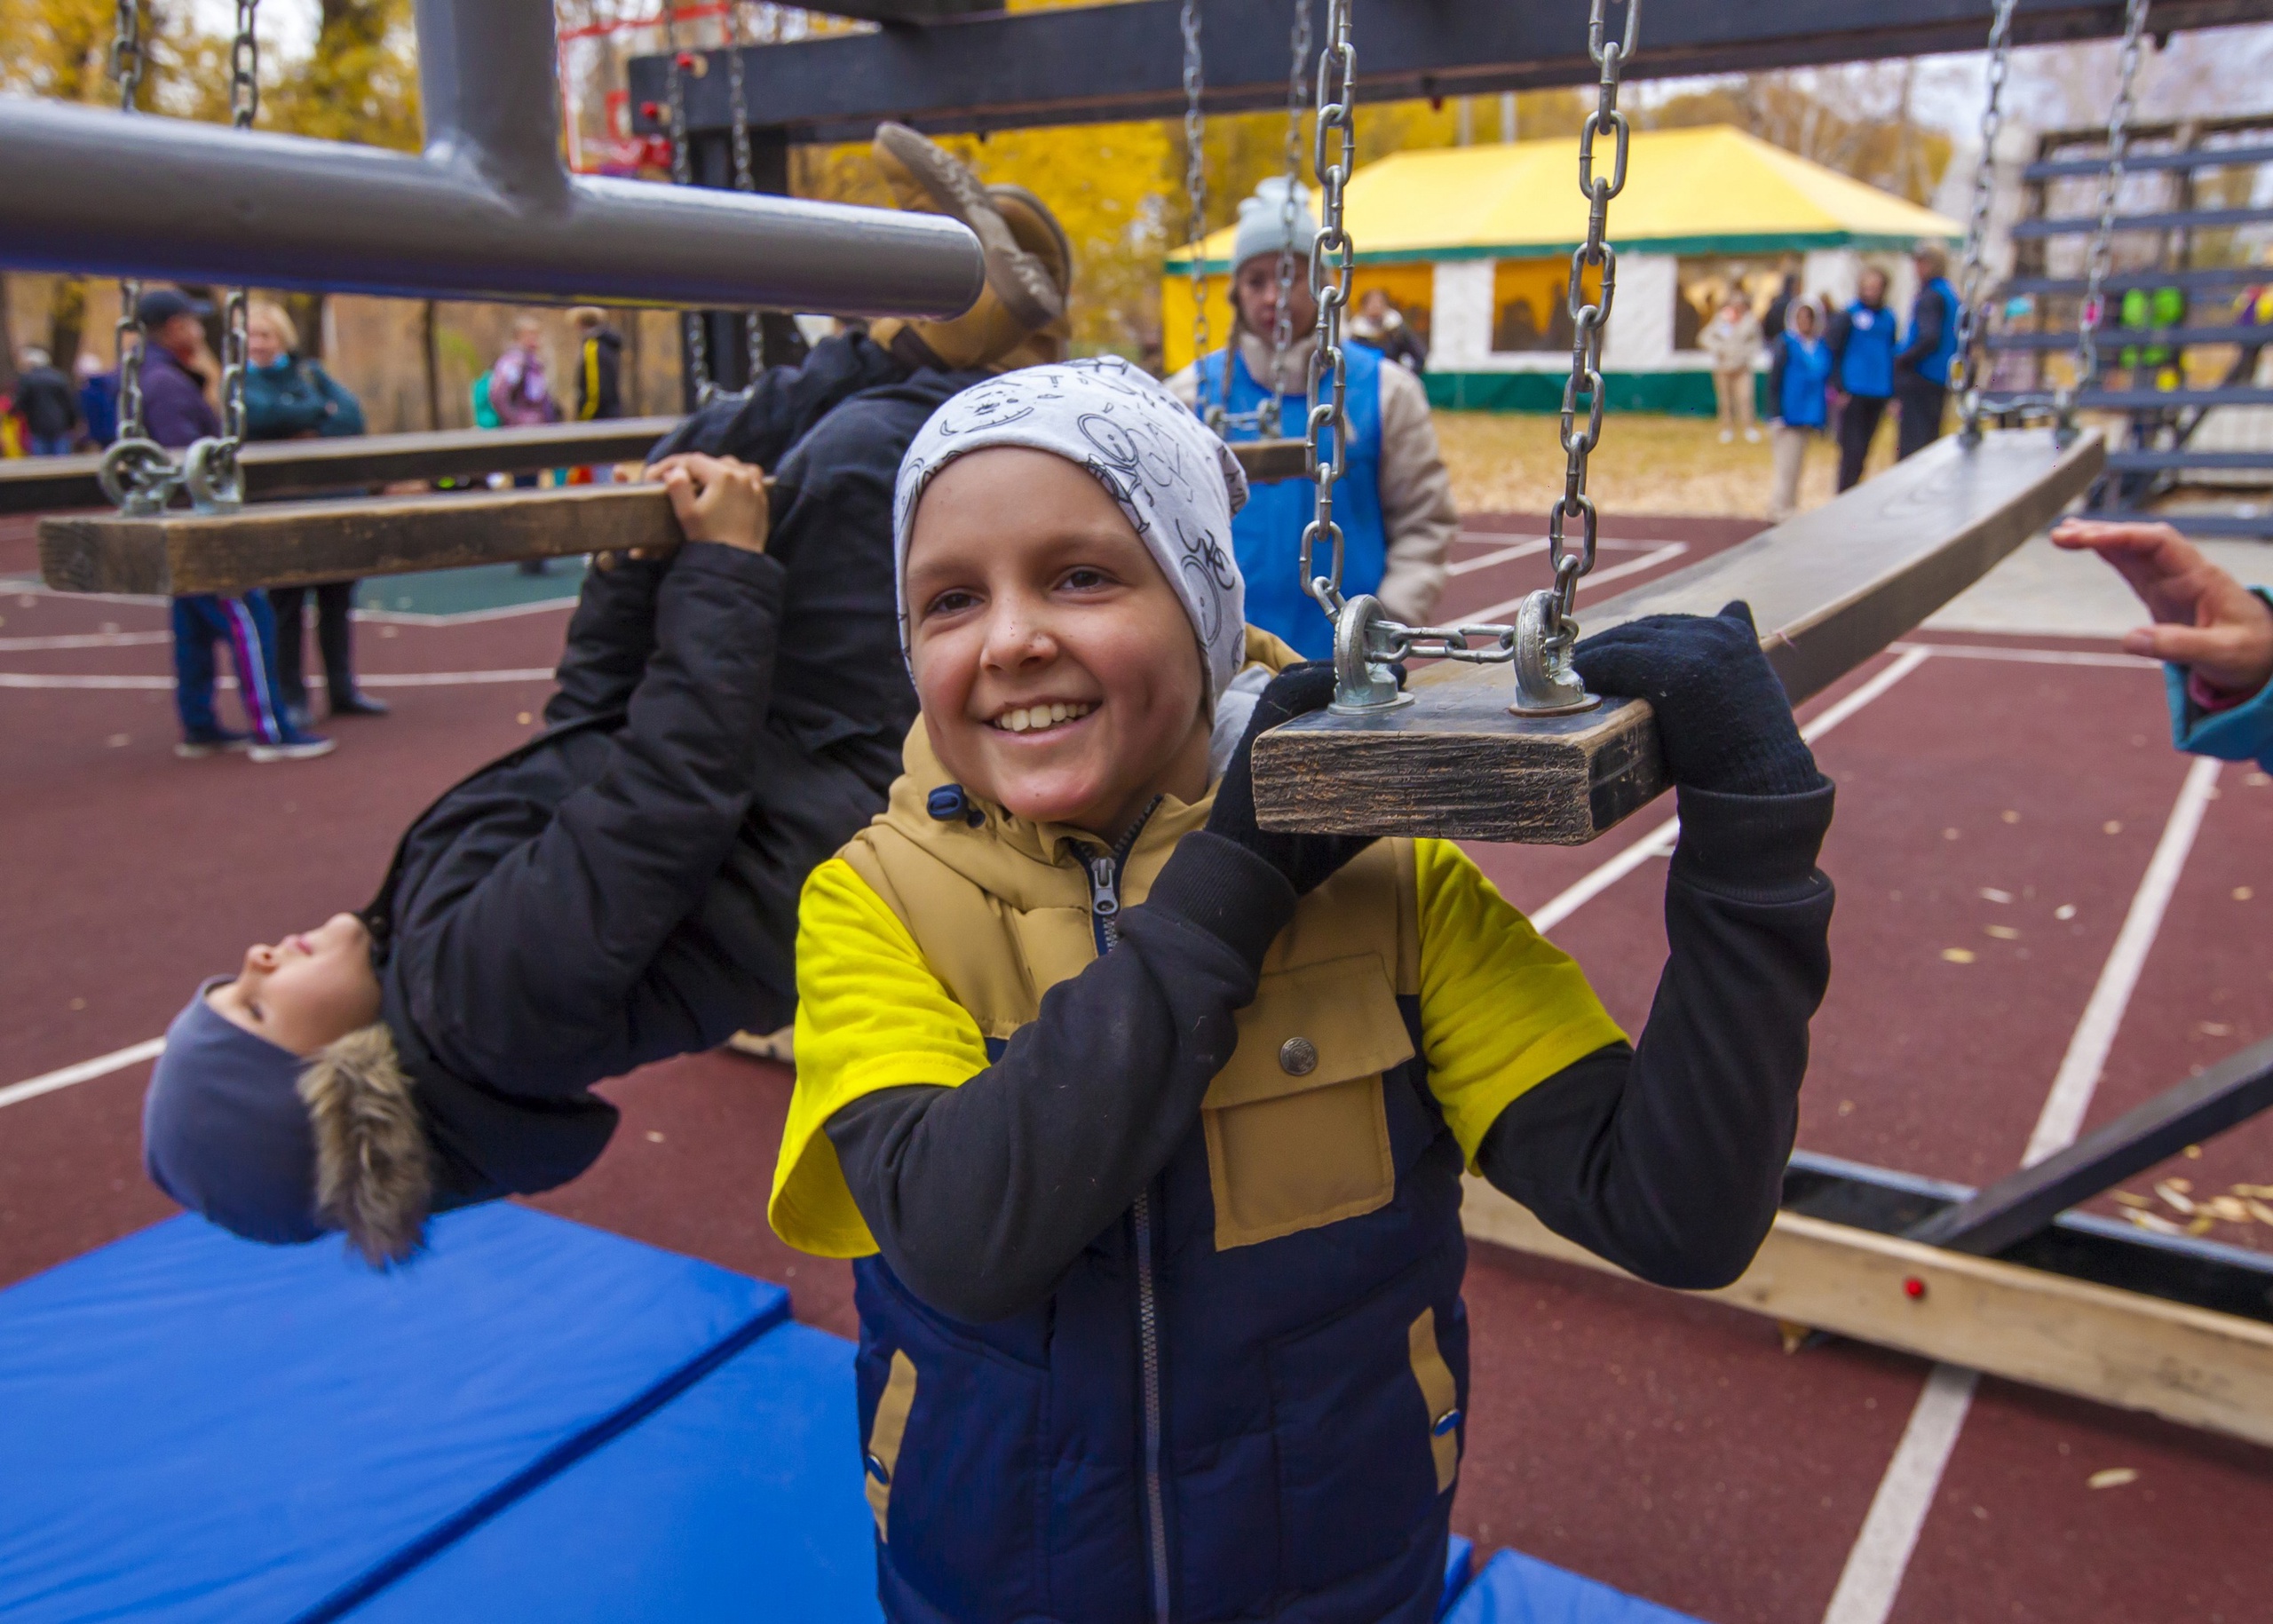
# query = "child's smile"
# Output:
<box><xmin>986</xmin><ymin>698</ymin><xmax>1095</xmax><ymax>736</ymax></box>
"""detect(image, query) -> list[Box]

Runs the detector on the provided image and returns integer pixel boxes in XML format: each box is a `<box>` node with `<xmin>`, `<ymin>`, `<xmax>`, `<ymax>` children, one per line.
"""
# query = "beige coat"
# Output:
<box><xmin>1700</xmin><ymin>308</ymin><xmax>1763</xmax><ymax>374</ymax></box>
<box><xmin>1167</xmin><ymin>329</ymin><xmax>1460</xmax><ymax>627</ymax></box>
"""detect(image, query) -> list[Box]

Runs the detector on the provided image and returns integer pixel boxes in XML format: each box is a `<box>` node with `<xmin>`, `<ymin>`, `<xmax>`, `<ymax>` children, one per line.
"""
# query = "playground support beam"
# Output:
<box><xmin>0</xmin><ymin>0</ymin><xmax>983</xmax><ymax>317</ymax></box>
<box><xmin>638</xmin><ymin>0</ymin><xmax>2273</xmax><ymax>143</ymax></box>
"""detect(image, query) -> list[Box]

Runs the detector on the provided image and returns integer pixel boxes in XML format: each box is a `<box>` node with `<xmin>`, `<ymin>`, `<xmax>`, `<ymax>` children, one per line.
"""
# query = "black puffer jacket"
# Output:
<box><xmin>366</xmin><ymin>334</ymin><xmax>986</xmax><ymax>1203</ymax></box>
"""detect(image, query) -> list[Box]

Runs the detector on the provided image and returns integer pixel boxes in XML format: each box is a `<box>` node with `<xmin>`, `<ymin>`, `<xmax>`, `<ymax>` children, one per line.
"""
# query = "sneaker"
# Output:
<box><xmin>1745</xmin><ymin>426</ymin><xmax>1762</xmax><ymax>443</ymax></box>
<box><xmin>175</xmin><ymin>729</ymin><xmax>251</xmax><ymax>759</ymax></box>
<box><xmin>1718</xmin><ymin>429</ymin><xmax>1735</xmax><ymax>443</ymax></box>
<box><xmin>329</xmin><ymin>691</ymin><xmax>391</xmax><ymax>718</ymax></box>
<box><xmin>283</xmin><ymin>701</ymin><xmax>316</xmax><ymax>734</ymax></box>
<box><xmin>249</xmin><ymin>734</ymin><xmax>337</xmax><ymax>764</ymax></box>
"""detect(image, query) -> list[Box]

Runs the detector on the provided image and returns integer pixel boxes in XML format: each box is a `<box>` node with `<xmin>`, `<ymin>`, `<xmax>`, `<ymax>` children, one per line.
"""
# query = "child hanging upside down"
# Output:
<box><xmin>772</xmin><ymin>358</ymin><xmax>1836</xmax><ymax>1621</ymax></box>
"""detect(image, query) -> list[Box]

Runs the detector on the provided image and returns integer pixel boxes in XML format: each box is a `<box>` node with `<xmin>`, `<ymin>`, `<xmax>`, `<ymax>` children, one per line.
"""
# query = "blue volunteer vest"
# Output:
<box><xmin>1778</xmin><ymin>334</ymin><xmax>1833</xmax><ymax>429</ymax></box>
<box><xmin>1192</xmin><ymin>340</ymin><xmax>1388</xmax><ymax>660</ymax></box>
<box><xmin>1910</xmin><ymin>277</ymin><xmax>1961</xmax><ymax>388</ymax></box>
<box><xmin>1837</xmin><ymin>303</ymin><xmax>1896</xmax><ymax>399</ymax></box>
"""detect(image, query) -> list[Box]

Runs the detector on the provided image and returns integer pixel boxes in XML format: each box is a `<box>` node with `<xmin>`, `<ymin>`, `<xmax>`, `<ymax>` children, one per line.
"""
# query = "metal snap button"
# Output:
<box><xmin>1279</xmin><ymin>1036</ymin><xmax>1319</xmax><ymax>1076</ymax></box>
<box><xmin>1432</xmin><ymin>1407</ymin><xmax>1463</xmax><ymax>1438</ymax></box>
<box><xmin>865</xmin><ymin>1452</ymin><xmax>891</xmax><ymax>1485</ymax></box>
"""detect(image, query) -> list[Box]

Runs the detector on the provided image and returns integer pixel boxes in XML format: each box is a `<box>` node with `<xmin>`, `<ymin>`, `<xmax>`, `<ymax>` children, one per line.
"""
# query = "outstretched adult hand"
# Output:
<box><xmin>1206</xmin><ymin>661</ymin><xmax>1378</xmax><ymax>896</ymax></box>
<box><xmin>1572</xmin><ymin>602</ymin><xmax>1823</xmax><ymax>797</ymax></box>
<box><xmin>2052</xmin><ymin>518</ymin><xmax>2273</xmax><ymax>699</ymax></box>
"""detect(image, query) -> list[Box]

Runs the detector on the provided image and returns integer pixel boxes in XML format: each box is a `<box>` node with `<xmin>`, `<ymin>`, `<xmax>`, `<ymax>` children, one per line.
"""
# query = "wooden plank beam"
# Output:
<box><xmin>0</xmin><ymin>418</ymin><xmax>682</xmax><ymax>517</ymax></box>
<box><xmin>38</xmin><ymin>486</ymin><xmax>681</xmax><ymax>598</ymax></box>
<box><xmin>1251</xmin><ymin>428</ymin><xmax>2106</xmax><ymax>844</ymax></box>
<box><xmin>1461</xmin><ymin>1179</ymin><xmax>2273</xmax><ymax>1451</ymax></box>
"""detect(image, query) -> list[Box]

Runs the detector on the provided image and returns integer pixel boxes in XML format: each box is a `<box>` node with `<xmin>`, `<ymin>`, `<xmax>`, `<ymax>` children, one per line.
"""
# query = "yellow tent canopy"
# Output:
<box><xmin>1164</xmin><ymin>124</ymin><xmax>1960</xmax><ymax>273</ymax></box>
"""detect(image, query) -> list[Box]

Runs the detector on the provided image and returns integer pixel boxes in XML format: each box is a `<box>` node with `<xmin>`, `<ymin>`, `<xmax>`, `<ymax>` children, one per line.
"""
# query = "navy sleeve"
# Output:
<box><xmin>544</xmin><ymin>553</ymin><xmax>669</xmax><ymax>725</ymax></box>
<box><xmin>1898</xmin><ymin>289</ymin><xmax>1946</xmax><ymax>368</ymax></box>
<box><xmin>1477</xmin><ymin>781</ymin><xmax>1834</xmax><ymax>1289</ymax></box>
<box><xmin>647</xmin><ymin>332</ymin><xmax>907</xmax><ymax>468</ymax></box>
<box><xmin>823</xmin><ymin>832</ymin><xmax>1298</xmax><ymax>1323</ymax></box>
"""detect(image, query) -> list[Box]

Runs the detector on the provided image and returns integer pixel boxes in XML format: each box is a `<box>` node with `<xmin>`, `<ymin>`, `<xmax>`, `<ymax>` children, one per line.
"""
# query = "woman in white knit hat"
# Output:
<box><xmin>1166</xmin><ymin>176</ymin><xmax>1458</xmax><ymax>660</ymax></box>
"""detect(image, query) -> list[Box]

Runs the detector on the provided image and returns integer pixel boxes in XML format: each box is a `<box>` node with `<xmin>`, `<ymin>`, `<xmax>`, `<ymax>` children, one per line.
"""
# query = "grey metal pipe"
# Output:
<box><xmin>0</xmin><ymin>0</ymin><xmax>981</xmax><ymax>316</ymax></box>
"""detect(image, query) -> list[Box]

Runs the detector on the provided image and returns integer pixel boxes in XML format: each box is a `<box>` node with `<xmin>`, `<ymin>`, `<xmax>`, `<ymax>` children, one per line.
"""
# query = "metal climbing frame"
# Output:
<box><xmin>1995</xmin><ymin>111</ymin><xmax>2273</xmax><ymax>532</ymax></box>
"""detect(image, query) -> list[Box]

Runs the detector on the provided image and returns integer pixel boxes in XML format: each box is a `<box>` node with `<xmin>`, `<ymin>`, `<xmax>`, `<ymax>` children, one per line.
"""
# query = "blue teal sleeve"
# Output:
<box><xmin>2166</xmin><ymin>588</ymin><xmax>2273</xmax><ymax>769</ymax></box>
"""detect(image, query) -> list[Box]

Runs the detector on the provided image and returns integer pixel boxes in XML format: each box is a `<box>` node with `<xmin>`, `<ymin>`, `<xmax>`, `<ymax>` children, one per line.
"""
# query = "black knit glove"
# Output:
<box><xmin>1572</xmin><ymin>602</ymin><xmax>1824</xmax><ymax>797</ymax></box>
<box><xmin>1206</xmin><ymin>661</ymin><xmax>1378</xmax><ymax>896</ymax></box>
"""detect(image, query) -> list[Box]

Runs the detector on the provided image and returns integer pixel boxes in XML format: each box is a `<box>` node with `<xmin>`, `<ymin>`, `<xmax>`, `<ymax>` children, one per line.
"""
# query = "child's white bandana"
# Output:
<box><xmin>892</xmin><ymin>356</ymin><xmax>1251</xmax><ymax>701</ymax></box>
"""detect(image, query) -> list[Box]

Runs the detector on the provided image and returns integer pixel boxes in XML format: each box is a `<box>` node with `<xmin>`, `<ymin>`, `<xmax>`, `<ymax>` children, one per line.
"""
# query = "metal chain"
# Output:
<box><xmin>724</xmin><ymin>0</ymin><xmax>766</xmax><ymax>386</ymax></box>
<box><xmin>195</xmin><ymin>0</ymin><xmax>263</xmax><ymax>508</ymax></box>
<box><xmin>1264</xmin><ymin>0</ymin><xmax>1313</xmax><ymax>426</ymax></box>
<box><xmin>1542</xmin><ymin>0</ymin><xmax>1636</xmax><ymax>637</ymax></box>
<box><xmin>101</xmin><ymin>0</ymin><xmax>178</xmax><ymax>513</ymax></box>
<box><xmin>1952</xmin><ymin>0</ymin><xmax>2016</xmax><ymax>441</ymax></box>
<box><xmin>1181</xmin><ymin>0</ymin><xmax>1217</xmax><ymax>430</ymax></box>
<box><xmin>2071</xmin><ymin>0</ymin><xmax>2151</xmax><ymax>419</ymax></box>
<box><xmin>662</xmin><ymin>3</ymin><xmax>715</xmax><ymax>404</ymax></box>
<box><xmin>1297</xmin><ymin>0</ymin><xmax>1355</xmax><ymax>616</ymax></box>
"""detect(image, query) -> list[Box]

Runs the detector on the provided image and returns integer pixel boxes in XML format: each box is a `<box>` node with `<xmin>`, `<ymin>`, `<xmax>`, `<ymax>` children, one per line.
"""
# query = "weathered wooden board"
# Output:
<box><xmin>1233</xmin><ymin>437</ymin><xmax>1311</xmax><ymax>484</ymax></box>
<box><xmin>1461</xmin><ymin>1177</ymin><xmax>2273</xmax><ymax>1451</ymax></box>
<box><xmin>39</xmin><ymin>484</ymin><xmax>683</xmax><ymax>596</ymax></box>
<box><xmin>0</xmin><ymin>416</ymin><xmax>683</xmax><ymax>516</ymax></box>
<box><xmin>1253</xmin><ymin>427</ymin><xmax>2107</xmax><ymax>843</ymax></box>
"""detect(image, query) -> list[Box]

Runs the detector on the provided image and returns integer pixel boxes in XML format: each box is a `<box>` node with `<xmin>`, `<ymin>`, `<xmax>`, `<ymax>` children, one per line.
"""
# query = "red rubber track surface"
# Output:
<box><xmin>3</xmin><ymin>512</ymin><xmax>2268</xmax><ymax>1621</ymax></box>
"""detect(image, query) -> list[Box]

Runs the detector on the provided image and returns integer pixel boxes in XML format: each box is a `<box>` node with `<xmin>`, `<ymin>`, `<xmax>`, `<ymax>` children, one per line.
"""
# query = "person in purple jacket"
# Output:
<box><xmin>133</xmin><ymin>288</ymin><xmax>333</xmax><ymax>764</ymax></box>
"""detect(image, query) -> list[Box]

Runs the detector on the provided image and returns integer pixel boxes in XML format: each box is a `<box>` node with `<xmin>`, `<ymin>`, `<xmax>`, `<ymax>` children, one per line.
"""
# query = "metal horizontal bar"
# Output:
<box><xmin>2011</xmin><ymin>205</ymin><xmax>2273</xmax><ymax>238</ymax></box>
<box><xmin>0</xmin><ymin>419</ymin><xmax>681</xmax><ymax>517</ymax></box>
<box><xmin>2106</xmin><ymin>448</ymin><xmax>2273</xmax><ymax>471</ymax></box>
<box><xmin>2085</xmin><ymin>507</ymin><xmax>2273</xmax><ymax>535</ymax></box>
<box><xmin>0</xmin><ymin>0</ymin><xmax>981</xmax><ymax>316</ymax></box>
<box><xmin>2024</xmin><ymin>140</ymin><xmax>2273</xmax><ymax>178</ymax></box>
<box><xmin>2075</xmin><ymin>386</ymin><xmax>2273</xmax><ymax>408</ymax></box>
<box><xmin>2003</xmin><ymin>265</ymin><xmax>2267</xmax><ymax>297</ymax></box>
<box><xmin>637</xmin><ymin>0</ymin><xmax>2273</xmax><ymax>142</ymax></box>
<box><xmin>1987</xmin><ymin>325</ymin><xmax>2269</xmax><ymax>351</ymax></box>
<box><xmin>1905</xmin><ymin>1038</ymin><xmax>2273</xmax><ymax>1256</ymax></box>
<box><xmin>1248</xmin><ymin>428</ymin><xmax>2105</xmax><ymax>843</ymax></box>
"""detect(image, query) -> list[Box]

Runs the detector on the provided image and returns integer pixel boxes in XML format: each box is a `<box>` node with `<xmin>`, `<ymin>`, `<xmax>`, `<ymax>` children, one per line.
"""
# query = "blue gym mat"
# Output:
<box><xmin>1440</xmin><ymin>1547</ymin><xmax>1707</xmax><ymax>1624</ymax></box>
<box><xmin>0</xmin><ymin>1205</ymin><xmax>787</xmax><ymax>1624</ymax></box>
<box><xmin>351</xmin><ymin>1319</ymin><xmax>879</xmax><ymax>1622</ymax></box>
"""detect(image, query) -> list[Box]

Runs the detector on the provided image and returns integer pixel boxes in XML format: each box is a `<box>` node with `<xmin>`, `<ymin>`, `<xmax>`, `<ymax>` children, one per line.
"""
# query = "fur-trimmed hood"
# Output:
<box><xmin>299</xmin><ymin>1023</ymin><xmax>432</xmax><ymax>1266</ymax></box>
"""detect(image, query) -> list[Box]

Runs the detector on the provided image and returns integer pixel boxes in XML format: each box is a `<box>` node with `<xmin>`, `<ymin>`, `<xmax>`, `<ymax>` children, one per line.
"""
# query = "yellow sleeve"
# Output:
<box><xmin>1415</xmin><ymin>837</ymin><xmax>1628</xmax><ymax>1167</ymax></box>
<box><xmin>767</xmin><ymin>857</ymin><xmax>991</xmax><ymax>1258</ymax></box>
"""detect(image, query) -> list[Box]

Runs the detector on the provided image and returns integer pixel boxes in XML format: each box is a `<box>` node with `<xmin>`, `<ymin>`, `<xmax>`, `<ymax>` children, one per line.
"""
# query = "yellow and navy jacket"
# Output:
<box><xmin>773</xmin><ymin>630</ymin><xmax>1635</xmax><ymax>1623</ymax></box>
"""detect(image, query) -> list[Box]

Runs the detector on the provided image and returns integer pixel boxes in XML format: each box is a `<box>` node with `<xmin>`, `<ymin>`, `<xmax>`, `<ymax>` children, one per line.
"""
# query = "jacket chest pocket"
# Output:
<box><xmin>1200</xmin><ymin>953</ymin><xmax>1414</xmax><ymax>1251</ymax></box>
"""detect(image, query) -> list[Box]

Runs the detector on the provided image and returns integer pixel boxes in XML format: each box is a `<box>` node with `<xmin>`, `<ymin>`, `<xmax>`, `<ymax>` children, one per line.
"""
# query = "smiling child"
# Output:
<box><xmin>773</xmin><ymin>358</ymin><xmax>1839</xmax><ymax>1622</ymax></box>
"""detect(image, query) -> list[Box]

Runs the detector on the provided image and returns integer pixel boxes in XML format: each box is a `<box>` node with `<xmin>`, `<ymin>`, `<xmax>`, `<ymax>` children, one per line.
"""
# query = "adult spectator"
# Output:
<box><xmin>1762</xmin><ymin>269</ymin><xmax>1800</xmax><ymax>344</ymax></box>
<box><xmin>76</xmin><ymin>352</ymin><xmax>118</xmax><ymax>448</ymax></box>
<box><xmin>1827</xmin><ymin>267</ymin><xmax>1897</xmax><ymax>491</ymax></box>
<box><xmin>135</xmin><ymin>288</ymin><xmax>333</xmax><ymax>764</ymax></box>
<box><xmin>2054</xmin><ymin>519</ymin><xmax>2273</xmax><ymax>769</ymax></box>
<box><xmin>1766</xmin><ymin>301</ymin><xmax>1833</xmax><ymax>522</ymax></box>
<box><xmin>1350</xmin><ymin>287</ymin><xmax>1428</xmax><ymax>371</ymax></box>
<box><xmin>242</xmin><ymin>300</ymin><xmax>386</xmax><ymax>730</ymax></box>
<box><xmin>12</xmin><ymin>346</ymin><xmax>82</xmax><ymax>455</ymax></box>
<box><xmin>571</xmin><ymin>307</ymin><xmax>624</xmax><ymax>422</ymax></box>
<box><xmin>490</xmin><ymin>315</ymin><xmax>560</xmax><ymax>574</ymax></box>
<box><xmin>1895</xmin><ymin>242</ymin><xmax>1960</xmax><ymax>460</ymax></box>
<box><xmin>1701</xmin><ymin>289</ymin><xmax>1763</xmax><ymax>444</ymax></box>
<box><xmin>1168</xmin><ymin>176</ymin><xmax>1459</xmax><ymax>657</ymax></box>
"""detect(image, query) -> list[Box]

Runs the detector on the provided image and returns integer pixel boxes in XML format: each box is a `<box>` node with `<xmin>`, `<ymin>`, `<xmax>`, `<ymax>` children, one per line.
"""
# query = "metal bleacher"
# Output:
<box><xmin>1988</xmin><ymin>115</ymin><xmax>2273</xmax><ymax>536</ymax></box>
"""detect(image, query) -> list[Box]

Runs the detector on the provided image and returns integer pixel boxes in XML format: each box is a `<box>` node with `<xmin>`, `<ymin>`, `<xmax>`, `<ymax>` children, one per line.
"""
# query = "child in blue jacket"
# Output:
<box><xmin>1767</xmin><ymin>300</ymin><xmax>1833</xmax><ymax>521</ymax></box>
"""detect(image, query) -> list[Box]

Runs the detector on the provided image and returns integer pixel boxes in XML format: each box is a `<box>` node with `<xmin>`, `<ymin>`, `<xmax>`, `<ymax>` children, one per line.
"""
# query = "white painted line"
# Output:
<box><xmin>1821</xmin><ymin>748</ymin><xmax>2220</xmax><ymax>1624</ymax></box>
<box><xmin>1526</xmin><ymin>646</ymin><xmax>1934</xmax><ymax>934</ymax></box>
<box><xmin>1890</xmin><ymin>640</ymin><xmax>2154</xmax><ymax>670</ymax></box>
<box><xmin>0</xmin><ymin>630</ymin><xmax>172</xmax><ymax>651</ymax></box>
<box><xmin>2024</xmin><ymin>752</ymin><xmax>2222</xmax><ymax>1165</ymax></box>
<box><xmin>0</xmin><ymin>668</ymin><xmax>554</xmax><ymax>691</ymax></box>
<box><xmin>0</xmin><ymin>1037</ymin><xmax>166</xmax><ymax>1112</ymax></box>
<box><xmin>1820</xmin><ymin>1364</ymin><xmax>1981</xmax><ymax>1624</ymax></box>
<box><xmin>1445</xmin><ymin>538</ymin><xmax>1548</xmax><ymax>577</ymax></box>
<box><xmin>1461</xmin><ymin>543</ymin><xmax>1690</xmax><ymax>623</ymax></box>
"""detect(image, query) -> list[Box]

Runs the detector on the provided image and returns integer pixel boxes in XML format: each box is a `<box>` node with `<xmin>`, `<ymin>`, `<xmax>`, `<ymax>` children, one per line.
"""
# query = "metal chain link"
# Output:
<box><xmin>101</xmin><ymin>0</ymin><xmax>178</xmax><ymax>513</ymax></box>
<box><xmin>724</xmin><ymin>0</ymin><xmax>766</xmax><ymax>386</ymax></box>
<box><xmin>1953</xmin><ymin>0</ymin><xmax>2017</xmax><ymax>441</ymax></box>
<box><xmin>1298</xmin><ymin>0</ymin><xmax>1356</xmax><ymax>616</ymax></box>
<box><xmin>1263</xmin><ymin>0</ymin><xmax>1313</xmax><ymax>426</ymax></box>
<box><xmin>1180</xmin><ymin>0</ymin><xmax>1217</xmax><ymax>430</ymax></box>
<box><xmin>2071</xmin><ymin>0</ymin><xmax>2151</xmax><ymax>417</ymax></box>
<box><xmin>189</xmin><ymin>0</ymin><xmax>263</xmax><ymax>509</ymax></box>
<box><xmin>662</xmin><ymin>3</ymin><xmax>715</xmax><ymax>404</ymax></box>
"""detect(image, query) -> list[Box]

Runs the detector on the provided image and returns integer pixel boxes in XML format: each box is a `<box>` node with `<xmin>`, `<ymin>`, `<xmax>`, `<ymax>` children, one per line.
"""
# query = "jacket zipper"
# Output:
<box><xmin>1081</xmin><ymin>806</ymin><xmax>1172</xmax><ymax>1624</ymax></box>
